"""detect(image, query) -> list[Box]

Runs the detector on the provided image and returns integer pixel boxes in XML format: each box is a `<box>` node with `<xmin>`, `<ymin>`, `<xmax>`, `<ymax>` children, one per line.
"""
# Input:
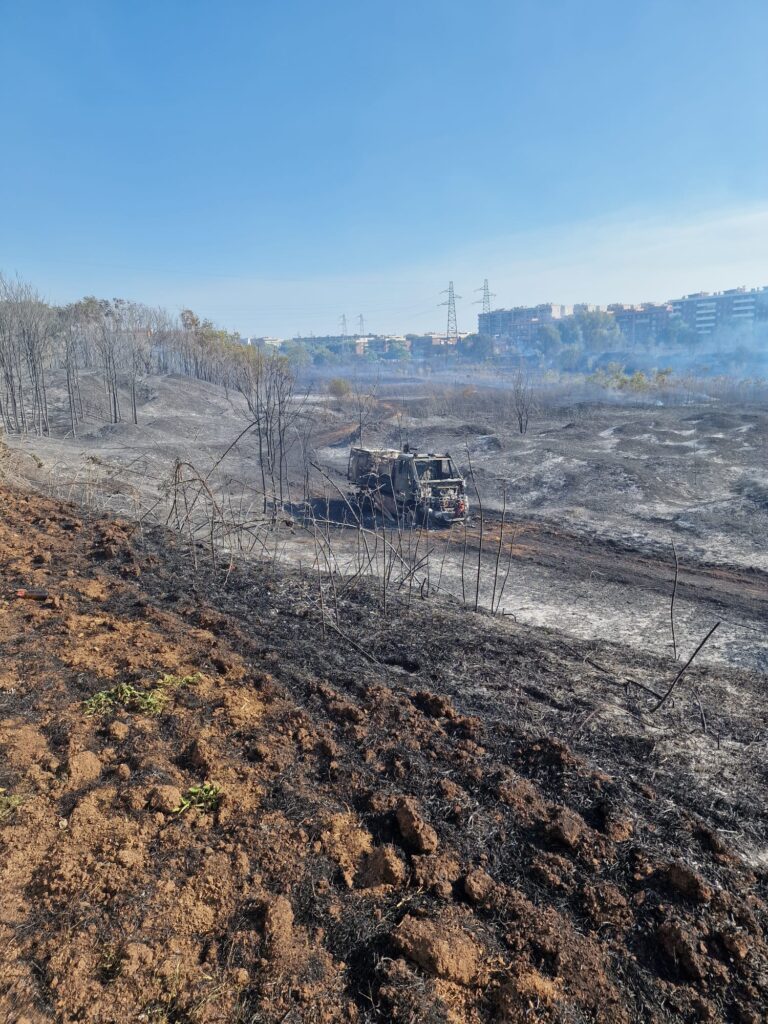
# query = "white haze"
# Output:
<box><xmin>13</xmin><ymin>202</ymin><xmax>768</xmax><ymax>338</ymax></box>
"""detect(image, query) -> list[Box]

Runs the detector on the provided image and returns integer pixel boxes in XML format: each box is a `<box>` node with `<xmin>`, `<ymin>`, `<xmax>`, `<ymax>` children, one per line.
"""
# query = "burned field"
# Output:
<box><xmin>7</xmin><ymin>373</ymin><xmax>768</xmax><ymax>674</ymax></box>
<box><xmin>314</xmin><ymin>390</ymin><xmax>768</xmax><ymax>674</ymax></box>
<box><xmin>1</xmin><ymin>485</ymin><xmax>767</xmax><ymax>1023</ymax></box>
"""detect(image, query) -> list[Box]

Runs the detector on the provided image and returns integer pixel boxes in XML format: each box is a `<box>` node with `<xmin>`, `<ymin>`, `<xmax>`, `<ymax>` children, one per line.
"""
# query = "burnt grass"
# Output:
<box><xmin>0</xmin><ymin>485</ymin><xmax>767</xmax><ymax>1023</ymax></box>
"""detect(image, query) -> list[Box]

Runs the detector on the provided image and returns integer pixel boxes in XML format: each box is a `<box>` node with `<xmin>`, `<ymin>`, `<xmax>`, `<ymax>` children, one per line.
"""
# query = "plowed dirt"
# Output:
<box><xmin>1</xmin><ymin>485</ymin><xmax>766</xmax><ymax>1023</ymax></box>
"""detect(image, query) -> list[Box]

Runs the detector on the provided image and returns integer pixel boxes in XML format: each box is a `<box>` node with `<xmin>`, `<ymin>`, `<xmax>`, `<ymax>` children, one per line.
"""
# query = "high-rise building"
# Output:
<box><xmin>669</xmin><ymin>287</ymin><xmax>768</xmax><ymax>337</ymax></box>
<box><xmin>480</xmin><ymin>286</ymin><xmax>768</xmax><ymax>346</ymax></box>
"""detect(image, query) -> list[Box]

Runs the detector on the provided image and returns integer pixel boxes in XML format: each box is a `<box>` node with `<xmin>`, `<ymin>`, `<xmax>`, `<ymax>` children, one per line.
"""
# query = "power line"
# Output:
<box><xmin>339</xmin><ymin>313</ymin><xmax>347</xmax><ymax>337</ymax></box>
<box><xmin>357</xmin><ymin>313</ymin><xmax>365</xmax><ymax>336</ymax></box>
<box><xmin>439</xmin><ymin>281</ymin><xmax>461</xmax><ymax>342</ymax></box>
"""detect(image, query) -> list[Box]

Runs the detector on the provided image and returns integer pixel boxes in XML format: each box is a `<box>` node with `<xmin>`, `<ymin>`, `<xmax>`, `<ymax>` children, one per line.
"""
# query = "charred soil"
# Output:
<box><xmin>1</xmin><ymin>485</ymin><xmax>767</xmax><ymax>1023</ymax></box>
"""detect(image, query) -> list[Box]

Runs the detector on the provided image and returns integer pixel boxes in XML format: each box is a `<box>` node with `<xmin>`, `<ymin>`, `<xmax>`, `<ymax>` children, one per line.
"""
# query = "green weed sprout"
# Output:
<box><xmin>83</xmin><ymin>673</ymin><xmax>201</xmax><ymax>718</ymax></box>
<box><xmin>174</xmin><ymin>782</ymin><xmax>222</xmax><ymax>815</ymax></box>
<box><xmin>0</xmin><ymin>788</ymin><xmax>22</xmax><ymax>821</ymax></box>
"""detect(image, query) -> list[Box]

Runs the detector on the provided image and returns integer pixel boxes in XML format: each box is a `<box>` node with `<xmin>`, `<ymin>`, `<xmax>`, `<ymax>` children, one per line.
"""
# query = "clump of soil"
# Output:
<box><xmin>0</xmin><ymin>485</ymin><xmax>767</xmax><ymax>1023</ymax></box>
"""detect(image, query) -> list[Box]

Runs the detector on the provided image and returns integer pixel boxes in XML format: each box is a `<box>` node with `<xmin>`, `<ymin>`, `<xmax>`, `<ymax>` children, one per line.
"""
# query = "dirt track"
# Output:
<box><xmin>2</xmin><ymin>484</ymin><xmax>767</xmax><ymax>1023</ymax></box>
<box><xmin>280</xmin><ymin>498</ymin><xmax>768</xmax><ymax>675</ymax></box>
<box><xmin>464</xmin><ymin>512</ymin><xmax>768</xmax><ymax>626</ymax></box>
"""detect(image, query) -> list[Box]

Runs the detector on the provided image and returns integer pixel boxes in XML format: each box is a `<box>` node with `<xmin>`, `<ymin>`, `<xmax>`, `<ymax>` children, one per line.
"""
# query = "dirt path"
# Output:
<box><xmin>464</xmin><ymin>512</ymin><xmax>768</xmax><ymax>626</ymax></box>
<box><xmin>280</xmin><ymin>499</ymin><xmax>768</xmax><ymax>672</ymax></box>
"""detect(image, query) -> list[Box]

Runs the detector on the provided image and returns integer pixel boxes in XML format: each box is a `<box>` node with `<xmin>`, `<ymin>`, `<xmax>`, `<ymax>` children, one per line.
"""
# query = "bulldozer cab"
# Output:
<box><xmin>390</xmin><ymin>452</ymin><xmax>462</xmax><ymax>495</ymax></box>
<box><xmin>413</xmin><ymin>456</ymin><xmax>458</xmax><ymax>482</ymax></box>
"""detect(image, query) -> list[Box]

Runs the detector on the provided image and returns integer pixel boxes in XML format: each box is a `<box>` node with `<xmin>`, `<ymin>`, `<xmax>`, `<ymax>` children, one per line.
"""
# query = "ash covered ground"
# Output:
<box><xmin>6</xmin><ymin>370</ymin><xmax>768</xmax><ymax>674</ymax></box>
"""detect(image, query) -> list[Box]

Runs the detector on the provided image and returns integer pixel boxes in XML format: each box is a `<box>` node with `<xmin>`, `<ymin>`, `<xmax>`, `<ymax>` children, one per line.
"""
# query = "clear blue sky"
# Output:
<box><xmin>2</xmin><ymin>0</ymin><xmax>767</xmax><ymax>335</ymax></box>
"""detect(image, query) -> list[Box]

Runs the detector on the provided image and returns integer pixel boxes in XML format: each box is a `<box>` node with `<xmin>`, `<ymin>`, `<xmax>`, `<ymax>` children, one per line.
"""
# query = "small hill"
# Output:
<box><xmin>0</xmin><ymin>484</ymin><xmax>766</xmax><ymax>1023</ymax></box>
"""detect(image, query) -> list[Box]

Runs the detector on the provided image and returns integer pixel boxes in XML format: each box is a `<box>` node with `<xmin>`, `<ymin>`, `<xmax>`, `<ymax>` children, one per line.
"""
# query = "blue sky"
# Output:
<box><xmin>2</xmin><ymin>0</ymin><xmax>767</xmax><ymax>336</ymax></box>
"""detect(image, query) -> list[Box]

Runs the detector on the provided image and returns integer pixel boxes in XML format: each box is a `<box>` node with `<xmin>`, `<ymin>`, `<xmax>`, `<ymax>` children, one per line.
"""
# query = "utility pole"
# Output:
<box><xmin>440</xmin><ymin>281</ymin><xmax>461</xmax><ymax>343</ymax></box>
<box><xmin>339</xmin><ymin>313</ymin><xmax>348</xmax><ymax>337</ymax></box>
<box><xmin>357</xmin><ymin>313</ymin><xmax>365</xmax><ymax>336</ymax></box>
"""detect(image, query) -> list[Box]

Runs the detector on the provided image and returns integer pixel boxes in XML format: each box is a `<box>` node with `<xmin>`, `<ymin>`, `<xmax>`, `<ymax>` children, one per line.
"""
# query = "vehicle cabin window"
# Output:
<box><xmin>417</xmin><ymin>459</ymin><xmax>452</xmax><ymax>480</ymax></box>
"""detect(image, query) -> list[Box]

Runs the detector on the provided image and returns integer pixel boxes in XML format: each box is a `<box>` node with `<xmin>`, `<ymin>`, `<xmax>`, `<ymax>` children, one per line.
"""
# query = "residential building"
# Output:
<box><xmin>669</xmin><ymin>287</ymin><xmax>768</xmax><ymax>337</ymax></box>
<box><xmin>354</xmin><ymin>335</ymin><xmax>374</xmax><ymax>356</ymax></box>
<box><xmin>239</xmin><ymin>336</ymin><xmax>284</xmax><ymax>348</ymax></box>
<box><xmin>608</xmin><ymin>303</ymin><xmax>673</xmax><ymax>345</ymax></box>
<box><xmin>409</xmin><ymin>332</ymin><xmax>470</xmax><ymax>359</ymax></box>
<box><xmin>479</xmin><ymin>286</ymin><xmax>768</xmax><ymax>347</ymax></box>
<box><xmin>478</xmin><ymin>304</ymin><xmax>572</xmax><ymax>344</ymax></box>
<box><xmin>351</xmin><ymin>335</ymin><xmax>411</xmax><ymax>358</ymax></box>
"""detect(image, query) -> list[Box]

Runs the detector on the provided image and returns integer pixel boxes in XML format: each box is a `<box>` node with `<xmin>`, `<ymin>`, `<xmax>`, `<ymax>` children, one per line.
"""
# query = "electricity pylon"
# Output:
<box><xmin>474</xmin><ymin>279</ymin><xmax>495</xmax><ymax>315</ymax></box>
<box><xmin>440</xmin><ymin>281</ymin><xmax>461</xmax><ymax>342</ymax></box>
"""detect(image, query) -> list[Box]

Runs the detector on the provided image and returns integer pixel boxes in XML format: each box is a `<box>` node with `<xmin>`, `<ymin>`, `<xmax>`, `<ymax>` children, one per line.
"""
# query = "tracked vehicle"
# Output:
<box><xmin>347</xmin><ymin>446</ymin><xmax>468</xmax><ymax>525</ymax></box>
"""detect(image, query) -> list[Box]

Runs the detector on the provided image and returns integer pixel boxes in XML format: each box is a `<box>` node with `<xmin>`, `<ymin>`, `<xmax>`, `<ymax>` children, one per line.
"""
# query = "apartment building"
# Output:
<box><xmin>478</xmin><ymin>303</ymin><xmax>572</xmax><ymax>344</ymax></box>
<box><xmin>670</xmin><ymin>287</ymin><xmax>768</xmax><ymax>337</ymax></box>
<box><xmin>479</xmin><ymin>286</ymin><xmax>768</xmax><ymax>346</ymax></box>
<box><xmin>608</xmin><ymin>303</ymin><xmax>673</xmax><ymax>345</ymax></box>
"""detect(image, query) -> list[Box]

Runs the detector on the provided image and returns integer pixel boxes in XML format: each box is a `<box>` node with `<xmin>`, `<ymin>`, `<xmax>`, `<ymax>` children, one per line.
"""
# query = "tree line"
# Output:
<box><xmin>0</xmin><ymin>272</ymin><xmax>301</xmax><ymax>512</ymax></box>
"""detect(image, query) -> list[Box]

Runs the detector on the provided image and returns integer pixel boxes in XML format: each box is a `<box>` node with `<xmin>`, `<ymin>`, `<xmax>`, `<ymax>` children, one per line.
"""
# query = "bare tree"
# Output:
<box><xmin>55</xmin><ymin>305</ymin><xmax>83</xmax><ymax>436</ymax></box>
<box><xmin>351</xmin><ymin>373</ymin><xmax>379</xmax><ymax>447</ymax></box>
<box><xmin>94</xmin><ymin>299</ymin><xmax>124</xmax><ymax>423</ymax></box>
<box><xmin>233</xmin><ymin>346</ymin><xmax>302</xmax><ymax>514</ymax></box>
<box><xmin>121</xmin><ymin>302</ymin><xmax>153</xmax><ymax>425</ymax></box>
<box><xmin>512</xmin><ymin>366</ymin><xmax>534</xmax><ymax>435</ymax></box>
<box><xmin>0</xmin><ymin>275</ymin><xmax>54</xmax><ymax>435</ymax></box>
<box><xmin>0</xmin><ymin>274</ymin><xmax>21</xmax><ymax>432</ymax></box>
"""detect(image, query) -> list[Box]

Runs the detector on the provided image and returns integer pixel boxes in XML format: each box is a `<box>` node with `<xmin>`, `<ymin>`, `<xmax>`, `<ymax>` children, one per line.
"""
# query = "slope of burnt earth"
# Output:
<box><xmin>1</xmin><ymin>484</ymin><xmax>766</xmax><ymax>1023</ymax></box>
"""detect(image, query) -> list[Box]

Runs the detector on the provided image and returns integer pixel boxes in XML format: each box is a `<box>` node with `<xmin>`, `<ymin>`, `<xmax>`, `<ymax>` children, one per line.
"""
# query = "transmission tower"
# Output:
<box><xmin>339</xmin><ymin>313</ymin><xmax>348</xmax><ymax>337</ymax></box>
<box><xmin>473</xmin><ymin>279</ymin><xmax>496</xmax><ymax>332</ymax></box>
<box><xmin>474</xmin><ymin>279</ymin><xmax>495</xmax><ymax>316</ymax></box>
<box><xmin>440</xmin><ymin>281</ymin><xmax>461</xmax><ymax>342</ymax></box>
<box><xmin>357</xmin><ymin>313</ymin><xmax>365</xmax><ymax>336</ymax></box>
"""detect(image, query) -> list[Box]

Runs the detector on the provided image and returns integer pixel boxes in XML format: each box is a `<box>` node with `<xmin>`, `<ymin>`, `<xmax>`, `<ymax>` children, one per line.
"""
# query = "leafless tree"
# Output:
<box><xmin>120</xmin><ymin>302</ymin><xmax>153</xmax><ymax>425</ymax></box>
<box><xmin>0</xmin><ymin>274</ymin><xmax>22</xmax><ymax>432</ymax></box>
<box><xmin>94</xmin><ymin>299</ymin><xmax>123</xmax><ymax>423</ymax></box>
<box><xmin>0</xmin><ymin>275</ymin><xmax>54</xmax><ymax>435</ymax></box>
<box><xmin>55</xmin><ymin>304</ymin><xmax>85</xmax><ymax>436</ymax></box>
<box><xmin>233</xmin><ymin>345</ymin><xmax>302</xmax><ymax>514</ymax></box>
<box><xmin>351</xmin><ymin>373</ymin><xmax>379</xmax><ymax>447</ymax></box>
<box><xmin>512</xmin><ymin>366</ymin><xmax>534</xmax><ymax>435</ymax></box>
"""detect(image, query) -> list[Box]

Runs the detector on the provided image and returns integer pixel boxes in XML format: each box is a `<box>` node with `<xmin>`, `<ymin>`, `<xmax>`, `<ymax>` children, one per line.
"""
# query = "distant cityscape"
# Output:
<box><xmin>240</xmin><ymin>284</ymin><xmax>768</xmax><ymax>371</ymax></box>
<box><xmin>479</xmin><ymin>286</ymin><xmax>768</xmax><ymax>347</ymax></box>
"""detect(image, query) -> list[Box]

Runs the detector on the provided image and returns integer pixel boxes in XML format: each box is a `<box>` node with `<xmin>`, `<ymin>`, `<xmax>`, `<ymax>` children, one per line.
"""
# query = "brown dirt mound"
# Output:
<box><xmin>0</xmin><ymin>485</ymin><xmax>766</xmax><ymax>1022</ymax></box>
